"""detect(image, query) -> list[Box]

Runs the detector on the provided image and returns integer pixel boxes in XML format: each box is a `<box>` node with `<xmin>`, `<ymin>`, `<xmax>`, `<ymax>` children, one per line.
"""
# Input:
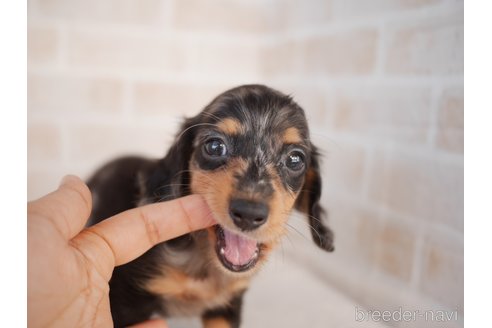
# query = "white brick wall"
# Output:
<box><xmin>28</xmin><ymin>0</ymin><xmax>464</xmax><ymax>326</ymax></box>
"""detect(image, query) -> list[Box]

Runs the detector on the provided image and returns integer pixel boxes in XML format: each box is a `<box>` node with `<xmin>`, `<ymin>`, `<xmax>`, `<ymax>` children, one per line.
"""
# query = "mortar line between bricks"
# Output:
<box><xmin>27</xmin><ymin>65</ymin><xmax>464</xmax><ymax>87</ymax></box>
<box><xmin>30</xmin><ymin>18</ymin><xmax>263</xmax><ymax>45</ymax></box>
<box><xmin>310</xmin><ymin>130</ymin><xmax>464</xmax><ymax>165</ymax></box>
<box><xmin>324</xmin><ymin>189</ymin><xmax>463</xmax><ymax>240</ymax></box>
<box><xmin>373</xmin><ymin>20</ymin><xmax>386</xmax><ymax>78</ymax></box>
<box><xmin>160</xmin><ymin>0</ymin><xmax>175</xmax><ymax>29</ymax></box>
<box><xmin>427</xmin><ymin>86</ymin><xmax>443</xmax><ymax>150</ymax></box>
<box><xmin>409</xmin><ymin>225</ymin><xmax>426</xmax><ymax>289</ymax></box>
<box><xmin>57</xmin><ymin>118</ymin><xmax>70</xmax><ymax>168</ymax></box>
<box><xmin>121</xmin><ymin>79</ymin><xmax>134</xmax><ymax>122</ymax></box>
<box><xmin>360</xmin><ymin>144</ymin><xmax>374</xmax><ymax>203</ymax></box>
<box><xmin>55</xmin><ymin>21</ymin><xmax>68</xmax><ymax>69</ymax></box>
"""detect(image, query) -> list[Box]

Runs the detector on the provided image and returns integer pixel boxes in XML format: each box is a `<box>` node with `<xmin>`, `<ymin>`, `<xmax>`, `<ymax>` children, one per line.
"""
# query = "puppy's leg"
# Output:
<box><xmin>202</xmin><ymin>293</ymin><xmax>244</xmax><ymax>328</ymax></box>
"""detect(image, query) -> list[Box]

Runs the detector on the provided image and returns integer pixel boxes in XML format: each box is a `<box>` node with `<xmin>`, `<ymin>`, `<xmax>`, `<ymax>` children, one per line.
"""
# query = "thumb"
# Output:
<box><xmin>28</xmin><ymin>175</ymin><xmax>92</xmax><ymax>240</ymax></box>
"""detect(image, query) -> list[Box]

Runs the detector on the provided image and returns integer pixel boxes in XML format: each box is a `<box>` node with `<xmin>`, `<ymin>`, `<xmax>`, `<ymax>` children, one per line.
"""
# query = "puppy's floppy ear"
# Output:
<box><xmin>146</xmin><ymin>115</ymin><xmax>200</xmax><ymax>200</ymax></box>
<box><xmin>295</xmin><ymin>145</ymin><xmax>334</xmax><ymax>252</ymax></box>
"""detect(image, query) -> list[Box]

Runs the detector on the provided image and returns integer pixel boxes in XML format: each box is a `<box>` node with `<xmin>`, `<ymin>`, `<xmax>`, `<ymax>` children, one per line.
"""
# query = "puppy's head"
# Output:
<box><xmin>165</xmin><ymin>85</ymin><xmax>333</xmax><ymax>274</ymax></box>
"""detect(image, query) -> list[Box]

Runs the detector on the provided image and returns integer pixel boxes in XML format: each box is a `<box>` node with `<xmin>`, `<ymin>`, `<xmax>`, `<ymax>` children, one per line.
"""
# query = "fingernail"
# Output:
<box><xmin>59</xmin><ymin>175</ymin><xmax>78</xmax><ymax>187</ymax></box>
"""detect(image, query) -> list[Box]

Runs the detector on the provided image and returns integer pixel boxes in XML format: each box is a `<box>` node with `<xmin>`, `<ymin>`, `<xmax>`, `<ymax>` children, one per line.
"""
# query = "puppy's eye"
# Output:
<box><xmin>204</xmin><ymin>139</ymin><xmax>228</xmax><ymax>157</ymax></box>
<box><xmin>286</xmin><ymin>151</ymin><xmax>305</xmax><ymax>171</ymax></box>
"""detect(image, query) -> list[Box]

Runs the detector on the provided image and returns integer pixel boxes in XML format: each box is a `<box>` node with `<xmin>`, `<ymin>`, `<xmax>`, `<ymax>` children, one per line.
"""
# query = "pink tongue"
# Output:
<box><xmin>222</xmin><ymin>229</ymin><xmax>257</xmax><ymax>266</ymax></box>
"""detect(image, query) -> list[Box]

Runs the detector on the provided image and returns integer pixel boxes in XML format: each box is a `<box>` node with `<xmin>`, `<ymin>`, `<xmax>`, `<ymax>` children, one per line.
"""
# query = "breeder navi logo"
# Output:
<box><xmin>355</xmin><ymin>306</ymin><xmax>459</xmax><ymax>323</ymax></box>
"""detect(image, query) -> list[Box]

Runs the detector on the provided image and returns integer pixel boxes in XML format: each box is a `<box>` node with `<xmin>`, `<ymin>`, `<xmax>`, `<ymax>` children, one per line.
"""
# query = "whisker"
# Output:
<box><xmin>285</xmin><ymin>222</ymin><xmax>311</xmax><ymax>243</ymax></box>
<box><xmin>283</xmin><ymin>232</ymin><xmax>295</xmax><ymax>250</ymax></box>
<box><xmin>306</xmin><ymin>214</ymin><xmax>325</xmax><ymax>225</ymax></box>
<box><xmin>279</xmin><ymin>238</ymin><xmax>285</xmax><ymax>265</ymax></box>
<box><xmin>292</xmin><ymin>213</ymin><xmax>324</xmax><ymax>225</ymax></box>
<box><xmin>153</xmin><ymin>183</ymin><xmax>190</xmax><ymax>193</ymax></box>
<box><xmin>286</xmin><ymin>215</ymin><xmax>323</xmax><ymax>245</ymax></box>
<box><xmin>157</xmin><ymin>194</ymin><xmax>178</xmax><ymax>202</ymax></box>
<box><xmin>199</xmin><ymin>111</ymin><xmax>222</xmax><ymax>122</ymax></box>
<box><xmin>176</xmin><ymin>123</ymin><xmax>216</xmax><ymax>141</ymax></box>
<box><xmin>182</xmin><ymin>169</ymin><xmax>219</xmax><ymax>186</ymax></box>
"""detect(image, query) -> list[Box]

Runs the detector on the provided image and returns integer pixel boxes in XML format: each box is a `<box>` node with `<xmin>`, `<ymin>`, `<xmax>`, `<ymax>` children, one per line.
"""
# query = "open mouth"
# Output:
<box><xmin>215</xmin><ymin>225</ymin><xmax>261</xmax><ymax>272</ymax></box>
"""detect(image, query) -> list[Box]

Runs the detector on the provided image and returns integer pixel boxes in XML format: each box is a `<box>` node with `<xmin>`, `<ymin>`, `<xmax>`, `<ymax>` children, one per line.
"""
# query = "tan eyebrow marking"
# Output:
<box><xmin>282</xmin><ymin>127</ymin><xmax>302</xmax><ymax>144</ymax></box>
<box><xmin>216</xmin><ymin>118</ymin><xmax>243</xmax><ymax>135</ymax></box>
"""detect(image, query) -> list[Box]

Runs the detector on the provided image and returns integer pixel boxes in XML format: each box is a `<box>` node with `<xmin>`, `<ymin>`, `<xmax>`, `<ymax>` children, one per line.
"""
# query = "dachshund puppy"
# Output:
<box><xmin>87</xmin><ymin>84</ymin><xmax>334</xmax><ymax>328</ymax></box>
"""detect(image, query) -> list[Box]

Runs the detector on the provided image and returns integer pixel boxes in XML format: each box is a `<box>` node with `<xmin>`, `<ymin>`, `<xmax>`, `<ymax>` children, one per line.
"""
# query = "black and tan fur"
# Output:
<box><xmin>87</xmin><ymin>85</ymin><xmax>334</xmax><ymax>327</ymax></box>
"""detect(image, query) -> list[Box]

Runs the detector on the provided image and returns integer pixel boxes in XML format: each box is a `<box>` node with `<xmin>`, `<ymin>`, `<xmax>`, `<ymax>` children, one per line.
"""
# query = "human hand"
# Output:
<box><xmin>27</xmin><ymin>175</ymin><xmax>215</xmax><ymax>328</ymax></box>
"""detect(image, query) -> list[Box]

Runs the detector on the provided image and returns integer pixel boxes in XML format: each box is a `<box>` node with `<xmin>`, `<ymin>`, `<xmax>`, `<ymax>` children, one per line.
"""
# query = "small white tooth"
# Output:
<box><xmin>220</xmin><ymin>248</ymin><xmax>225</xmax><ymax>255</ymax></box>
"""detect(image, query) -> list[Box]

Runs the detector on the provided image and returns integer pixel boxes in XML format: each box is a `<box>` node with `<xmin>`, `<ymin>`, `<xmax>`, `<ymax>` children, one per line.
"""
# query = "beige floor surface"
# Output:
<box><xmin>167</xmin><ymin>250</ymin><xmax>387</xmax><ymax>328</ymax></box>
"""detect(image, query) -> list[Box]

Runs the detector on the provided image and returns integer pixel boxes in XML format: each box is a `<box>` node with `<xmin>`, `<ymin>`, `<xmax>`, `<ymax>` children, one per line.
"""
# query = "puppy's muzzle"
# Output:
<box><xmin>229</xmin><ymin>199</ymin><xmax>269</xmax><ymax>231</ymax></box>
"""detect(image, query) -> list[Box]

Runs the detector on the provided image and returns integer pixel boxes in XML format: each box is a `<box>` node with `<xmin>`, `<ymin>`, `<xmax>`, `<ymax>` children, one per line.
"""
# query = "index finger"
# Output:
<box><xmin>71</xmin><ymin>195</ymin><xmax>216</xmax><ymax>280</ymax></box>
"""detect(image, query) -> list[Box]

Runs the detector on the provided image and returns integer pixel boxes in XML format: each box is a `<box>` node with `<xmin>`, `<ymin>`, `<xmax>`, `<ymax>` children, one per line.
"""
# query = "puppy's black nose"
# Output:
<box><xmin>229</xmin><ymin>199</ymin><xmax>269</xmax><ymax>231</ymax></box>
